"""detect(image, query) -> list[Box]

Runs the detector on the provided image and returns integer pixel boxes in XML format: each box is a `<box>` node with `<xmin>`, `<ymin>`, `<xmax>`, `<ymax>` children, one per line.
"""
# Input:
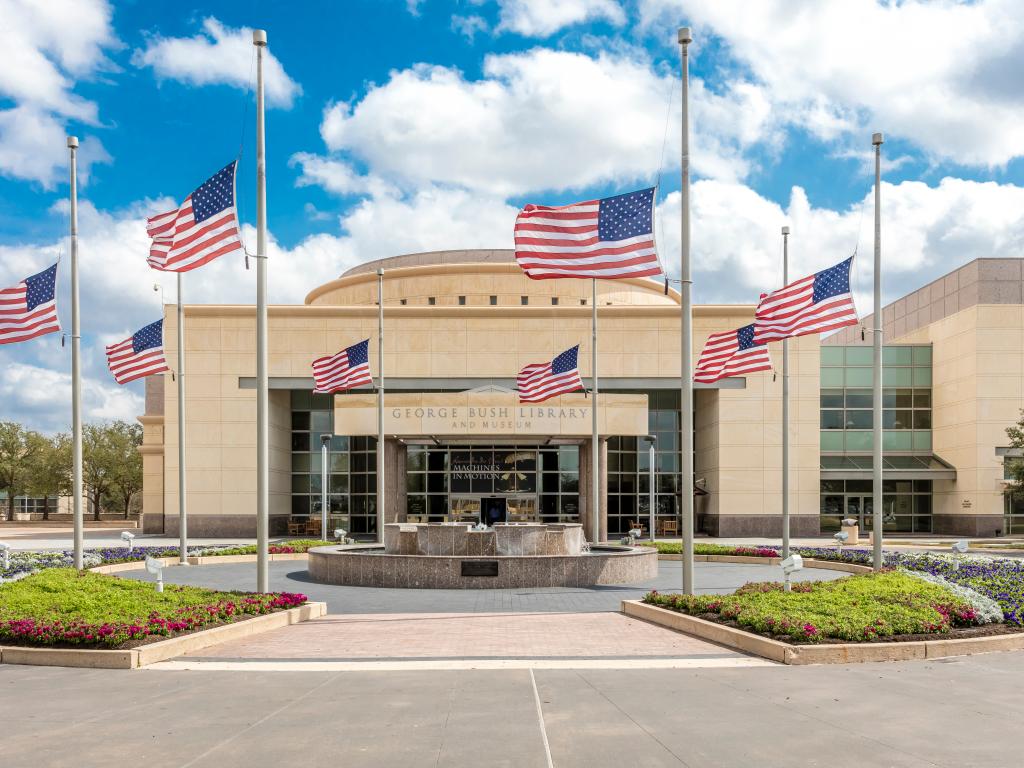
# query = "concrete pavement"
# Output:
<box><xmin>2</xmin><ymin>653</ymin><xmax>1021</xmax><ymax>767</ymax></box>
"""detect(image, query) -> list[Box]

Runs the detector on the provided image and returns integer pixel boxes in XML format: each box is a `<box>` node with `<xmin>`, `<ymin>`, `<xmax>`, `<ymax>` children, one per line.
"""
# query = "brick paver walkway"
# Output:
<box><xmin>187</xmin><ymin>611</ymin><xmax>754</xmax><ymax>664</ymax></box>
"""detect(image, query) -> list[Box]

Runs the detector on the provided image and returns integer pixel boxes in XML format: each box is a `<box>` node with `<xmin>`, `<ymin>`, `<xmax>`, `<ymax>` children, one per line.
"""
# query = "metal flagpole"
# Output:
<box><xmin>177</xmin><ymin>273</ymin><xmax>188</xmax><ymax>564</ymax></box>
<box><xmin>67</xmin><ymin>136</ymin><xmax>83</xmax><ymax>571</ymax></box>
<box><xmin>377</xmin><ymin>268</ymin><xmax>385</xmax><ymax>540</ymax></box>
<box><xmin>591</xmin><ymin>278</ymin><xmax>600</xmax><ymax>544</ymax></box>
<box><xmin>872</xmin><ymin>132</ymin><xmax>884</xmax><ymax>571</ymax></box>
<box><xmin>253</xmin><ymin>29</ymin><xmax>269</xmax><ymax>592</ymax></box>
<box><xmin>781</xmin><ymin>226</ymin><xmax>790</xmax><ymax>571</ymax></box>
<box><xmin>678</xmin><ymin>27</ymin><xmax>695</xmax><ymax>595</ymax></box>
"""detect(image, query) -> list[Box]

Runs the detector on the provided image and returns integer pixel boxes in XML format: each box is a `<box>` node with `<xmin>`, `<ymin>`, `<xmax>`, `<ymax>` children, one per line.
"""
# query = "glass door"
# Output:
<box><xmin>507</xmin><ymin>496</ymin><xmax>538</xmax><ymax>523</ymax></box>
<box><xmin>449</xmin><ymin>497</ymin><xmax>481</xmax><ymax>524</ymax></box>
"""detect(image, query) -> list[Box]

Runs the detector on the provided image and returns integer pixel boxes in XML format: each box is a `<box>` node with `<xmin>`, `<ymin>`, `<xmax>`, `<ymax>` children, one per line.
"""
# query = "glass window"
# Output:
<box><xmin>821</xmin><ymin>479</ymin><xmax>844</xmax><ymax>493</ymax></box>
<box><xmin>845</xmin><ymin>410</ymin><xmax>872</xmax><ymax>429</ymax></box>
<box><xmin>883</xmin><ymin>367</ymin><xmax>912</xmax><ymax>387</ymax></box>
<box><xmin>845</xmin><ymin>367</ymin><xmax>873</xmax><ymax>387</ymax></box>
<box><xmin>458</xmin><ymin>296</ymin><xmax>466</xmax><ymax>305</ymax></box>
<box><xmin>845</xmin><ymin>389</ymin><xmax>872</xmax><ymax>408</ymax></box>
<box><xmin>821</xmin><ymin>368</ymin><xmax>844</xmax><ymax>387</ymax></box>
<box><xmin>883</xmin><ymin>389</ymin><xmax>913</xmax><ymax>408</ymax></box>
<box><xmin>406</xmin><ymin>473</ymin><xmax>425</xmax><ymax>493</ymax></box>
<box><xmin>311</xmin><ymin>411</ymin><xmax>331</xmax><ymax>433</ymax></box>
<box><xmin>883</xmin><ymin>346</ymin><xmax>913</xmax><ymax>366</ymax></box>
<box><xmin>913</xmin><ymin>410</ymin><xmax>932</xmax><ymax>429</ymax></box>
<box><xmin>521</xmin><ymin>296</ymin><xmax>528</xmax><ymax>305</ymax></box>
<box><xmin>291</xmin><ymin>411</ymin><xmax>310</xmax><ymax>430</ymax></box>
<box><xmin>913</xmin><ymin>367</ymin><xmax>932</xmax><ymax>386</ymax></box>
<box><xmin>558</xmin><ymin>446</ymin><xmax>579</xmax><ymax>471</ymax></box>
<box><xmin>820</xmin><ymin>431</ymin><xmax>844</xmax><ymax>452</ymax></box>
<box><xmin>489</xmin><ymin>295</ymin><xmax>497</xmax><ymax>305</ymax></box>
<box><xmin>291</xmin><ymin>433</ymin><xmax>310</xmax><ymax>452</ymax></box>
<box><xmin>912</xmin><ymin>430</ymin><xmax>932</xmax><ymax>451</ymax></box>
<box><xmin>913</xmin><ymin>389</ymin><xmax>931</xmax><ymax>408</ymax></box>
<box><xmin>913</xmin><ymin>346</ymin><xmax>932</xmax><ymax>365</ymax></box>
<box><xmin>883</xmin><ymin>410</ymin><xmax>912</xmax><ymax>429</ymax></box>
<box><xmin>821</xmin><ymin>410</ymin><xmax>844</xmax><ymax>429</ymax></box>
<box><xmin>883</xmin><ymin>431</ymin><xmax>913</xmax><ymax>451</ymax></box>
<box><xmin>845</xmin><ymin>346</ymin><xmax>873</xmax><ymax>366</ymax></box>
<box><xmin>820</xmin><ymin>389</ymin><xmax>844</xmax><ymax>408</ymax></box>
<box><xmin>820</xmin><ymin>347</ymin><xmax>845</xmax><ymax>367</ymax></box>
<box><xmin>845</xmin><ymin>431</ymin><xmax>872</xmax><ymax>451</ymax></box>
<box><xmin>292</xmin><ymin>453</ymin><xmax>311</xmax><ymax>472</ymax></box>
<box><xmin>291</xmin><ymin>475</ymin><xmax>309</xmax><ymax>494</ymax></box>
<box><xmin>551</xmin><ymin>297</ymin><xmax>559</xmax><ymax>305</ymax></box>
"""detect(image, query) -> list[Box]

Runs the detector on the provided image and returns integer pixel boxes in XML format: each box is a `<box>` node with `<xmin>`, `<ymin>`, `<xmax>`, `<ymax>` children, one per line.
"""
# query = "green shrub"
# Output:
<box><xmin>643</xmin><ymin>571</ymin><xmax>981</xmax><ymax>643</ymax></box>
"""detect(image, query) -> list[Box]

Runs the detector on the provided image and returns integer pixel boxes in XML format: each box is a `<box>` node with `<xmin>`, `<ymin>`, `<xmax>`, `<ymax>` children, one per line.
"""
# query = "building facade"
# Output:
<box><xmin>138</xmin><ymin>251</ymin><xmax>1024</xmax><ymax>539</ymax></box>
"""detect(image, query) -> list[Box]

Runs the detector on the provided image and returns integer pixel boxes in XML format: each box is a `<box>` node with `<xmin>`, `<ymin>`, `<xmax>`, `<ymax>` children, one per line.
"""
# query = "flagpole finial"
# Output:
<box><xmin>66</xmin><ymin>136</ymin><xmax>78</xmax><ymax>149</ymax></box>
<box><xmin>252</xmin><ymin>29</ymin><xmax>267</xmax><ymax>46</ymax></box>
<box><xmin>678</xmin><ymin>27</ymin><xmax>692</xmax><ymax>45</ymax></box>
<box><xmin>872</xmin><ymin>132</ymin><xmax>884</xmax><ymax>146</ymax></box>
<box><xmin>781</xmin><ymin>226</ymin><xmax>790</xmax><ymax>236</ymax></box>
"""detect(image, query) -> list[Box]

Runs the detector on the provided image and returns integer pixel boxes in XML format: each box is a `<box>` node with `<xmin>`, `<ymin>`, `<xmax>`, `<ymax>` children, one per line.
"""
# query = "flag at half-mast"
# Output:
<box><xmin>312</xmin><ymin>339</ymin><xmax>373</xmax><ymax>394</ymax></box>
<box><xmin>106</xmin><ymin>320</ymin><xmax>170</xmax><ymax>384</ymax></box>
<box><xmin>517</xmin><ymin>345</ymin><xmax>584</xmax><ymax>403</ymax></box>
<box><xmin>694</xmin><ymin>324</ymin><xmax>772</xmax><ymax>384</ymax></box>
<box><xmin>146</xmin><ymin>161</ymin><xmax>243</xmax><ymax>272</ymax></box>
<box><xmin>754</xmin><ymin>256</ymin><xmax>859</xmax><ymax>343</ymax></box>
<box><xmin>514</xmin><ymin>187</ymin><xmax>661</xmax><ymax>280</ymax></box>
<box><xmin>0</xmin><ymin>263</ymin><xmax>60</xmax><ymax>345</ymax></box>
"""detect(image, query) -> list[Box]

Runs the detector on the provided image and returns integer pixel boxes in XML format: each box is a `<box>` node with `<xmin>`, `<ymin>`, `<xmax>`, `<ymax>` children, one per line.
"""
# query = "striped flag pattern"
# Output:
<box><xmin>517</xmin><ymin>345</ymin><xmax>584</xmax><ymax>403</ymax></box>
<box><xmin>754</xmin><ymin>256</ymin><xmax>859</xmax><ymax>343</ymax></box>
<box><xmin>106</xmin><ymin>320</ymin><xmax>170</xmax><ymax>384</ymax></box>
<box><xmin>514</xmin><ymin>187</ymin><xmax>661</xmax><ymax>280</ymax></box>
<box><xmin>694</xmin><ymin>324</ymin><xmax>772</xmax><ymax>384</ymax></box>
<box><xmin>146</xmin><ymin>161</ymin><xmax>243</xmax><ymax>272</ymax></box>
<box><xmin>313</xmin><ymin>339</ymin><xmax>373</xmax><ymax>394</ymax></box>
<box><xmin>0</xmin><ymin>263</ymin><xmax>60</xmax><ymax>345</ymax></box>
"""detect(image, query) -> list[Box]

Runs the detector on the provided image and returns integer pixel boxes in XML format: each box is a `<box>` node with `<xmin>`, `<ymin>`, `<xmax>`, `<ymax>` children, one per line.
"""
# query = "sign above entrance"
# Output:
<box><xmin>333</xmin><ymin>389</ymin><xmax>648</xmax><ymax>437</ymax></box>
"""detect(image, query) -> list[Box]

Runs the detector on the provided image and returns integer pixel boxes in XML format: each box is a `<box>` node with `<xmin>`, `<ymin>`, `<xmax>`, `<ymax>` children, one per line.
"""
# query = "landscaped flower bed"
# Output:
<box><xmin>641</xmin><ymin>541</ymin><xmax>778</xmax><ymax>558</ymax></box>
<box><xmin>0</xmin><ymin>540</ymin><xmax>334</xmax><ymax>582</ymax></box>
<box><xmin>643</xmin><ymin>571</ymin><xmax>992</xmax><ymax>643</ymax></box>
<box><xmin>0</xmin><ymin>568</ymin><xmax>307</xmax><ymax>649</ymax></box>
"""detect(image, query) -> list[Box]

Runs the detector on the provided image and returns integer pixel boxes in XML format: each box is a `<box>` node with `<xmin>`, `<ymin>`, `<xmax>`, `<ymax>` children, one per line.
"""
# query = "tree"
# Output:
<box><xmin>0</xmin><ymin>422</ymin><xmax>47</xmax><ymax>521</ymax></box>
<box><xmin>26</xmin><ymin>433</ymin><xmax>72</xmax><ymax>521</ymax></box>
<box><xmin>1005</xmin><ymin>411</ymin><xmax>1024</xmax><ymax>497</ymax></box>
<box><xmin>83</xmin><ymin>421</ymin><xmax>143</xmax><ymax>520</ymax></box>
<box><xmin>109</xmin><ymin>421</ymin><xmax>143</xmax><ymax>518</ymax></box>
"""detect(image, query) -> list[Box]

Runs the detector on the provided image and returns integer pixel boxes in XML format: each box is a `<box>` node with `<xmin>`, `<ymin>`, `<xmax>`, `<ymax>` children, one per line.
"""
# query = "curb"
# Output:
<box><xmin>89</xmin><ymin>552</ymin><xmax>310</xmax><ymax>574</ymax></box>
<box><xmin>0</xmin><ymin>602</ymin><xmax>327</xmax><ymax>670</ymax></box>
<box><xmin>655</xmin><ymin>553</ymin><xmax>872</xmax><ymax>574</ymax></box>
<box><xmin>621</xmin><ymin>599</ymin><xmax>1024</xmax><ymax>665</ymax></box>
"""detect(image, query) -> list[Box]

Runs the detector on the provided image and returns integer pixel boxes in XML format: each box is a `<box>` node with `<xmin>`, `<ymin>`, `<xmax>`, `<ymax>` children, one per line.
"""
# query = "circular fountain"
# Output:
<box><xmin>307</xmin><ymin>522</ymin><xmax>657</xmax><ymax>589</ymax></box>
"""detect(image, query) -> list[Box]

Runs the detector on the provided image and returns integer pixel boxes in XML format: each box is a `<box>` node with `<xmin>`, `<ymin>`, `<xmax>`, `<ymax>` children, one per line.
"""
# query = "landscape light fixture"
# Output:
<box><xmin>0</xmin><ymin>541</ymin><xmax>10</xmax><ymax>572</ymax></box>
<box><xmin>952</xmin><ymin>540</ymin><xmax>969</xmax><ymax>554</ymax></box>
<box><xmin>145</xmin><ymin>556</ymin><xmax>164</xmax><ymax>593</ymax></box>
<box><xmin>833</xmin><ymin>531</ymin><xmax>849</xmax><ymax>553</ymax></box>
<box><xmin>780</xmin><ymin>553</ymin><xmax>803</xmax><ymax>593</ymax></box>
<box><xmin>120</xmin><ymin>531</ymin><xmax>136</xmax><ymax>553</ymax></box>
<box><xmin>334</xmin><ymin>528</ymin><xmax>346</xmax><ymax>543</ymax></box>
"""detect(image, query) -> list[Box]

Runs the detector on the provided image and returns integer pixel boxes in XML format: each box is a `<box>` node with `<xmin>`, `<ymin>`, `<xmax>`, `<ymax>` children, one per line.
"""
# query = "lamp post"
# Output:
<box><xmin>321</xmin><ymin>434</ymin><xmax>330</xmax><ymax>540</ymax></box>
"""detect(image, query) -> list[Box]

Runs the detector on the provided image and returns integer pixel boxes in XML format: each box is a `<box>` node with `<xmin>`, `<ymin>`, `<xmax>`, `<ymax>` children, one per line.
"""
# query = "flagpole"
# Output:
<box><xmin>678</xmin><ymin>27</ymin><xmax>695</xmax><ymax>595</ymax></box>
<box><xmin>177</xmin><ymin>273</ymin><xmax>188</xmax><ymax>564</ymax></box>
<box><xmin>872</xmin><ymin>132</ymin><xmax>884</xmax><ymax>570</ymax></box>
<box><xmin>377</xmin><ymin>268</ymin><xmax>385</xmax><ymax>540</ymax></box>
<box><xmin>591</xmin><ymin>278</ymin><xmax>600</xmax><ymax>543</ymax></box>
<box><xmin>253</xmin><ymin>29</ymin><xmax>269</xmax><ymax>592</ymax></box>
<box><xmin>67</xmin><ymin>136</ymin><xmax>83</xmax><ymax>571</ymax></box>
<box><xmin>781</xmin><ymin>226</ymin><xmax>791</xmax><ymax>583</ymax></box>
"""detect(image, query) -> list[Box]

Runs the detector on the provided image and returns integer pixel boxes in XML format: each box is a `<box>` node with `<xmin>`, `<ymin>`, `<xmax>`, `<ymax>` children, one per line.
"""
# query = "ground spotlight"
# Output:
<box><xmin>833</xmin><ymin>531</ymin><xmax>849</xmax><ymax>552</ymax></box>
<box><xmin>0</xmin><ymin>541</ymin><xmax>10</xmax><ymax>573</ymax></box>
<box><xmin>334</xmin><ymin>528</ymin><xmax>346</xmax><ymax>542</ymax></box>
<box><xmin>120</xmin><ymin>531</ymin><xmax>136</xmax><ymax>553</ymax></box>
<box><xmin>145</xmin><ymin>556</ymin><xmax>164</xmax><ymax>592</ymax></box>
<box><xmin>781</xmin><ymin>553</ymin><xmax>803</xmax><ymax>592</ymax></box>
<box><xmin>951</xmin><ymin>540</ymin><xmax>969</xmax><ymax>554</ymax></box>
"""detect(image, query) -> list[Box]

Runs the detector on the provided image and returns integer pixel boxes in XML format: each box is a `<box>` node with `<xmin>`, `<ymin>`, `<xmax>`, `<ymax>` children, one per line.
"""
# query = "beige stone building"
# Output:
<box><xmin>138</xmin><ymin>250</ymin><xmax>1022</xmax><ymax>540</ymax></box>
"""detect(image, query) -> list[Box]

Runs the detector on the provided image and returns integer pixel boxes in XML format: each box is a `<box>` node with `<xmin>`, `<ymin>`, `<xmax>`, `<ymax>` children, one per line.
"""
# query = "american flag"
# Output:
<box><xmin>0</xmin><ymin>263</ymin><xmax>60</xmax><ymax>345</ymax></box>
<box><xmin>694</xmin><ymin>324</ymin><xmax>772</xmax><ymax>384</ymax></box>
<box><xmin>146</xmin><ymin>161</ymin><xmax>243</xmax><ymax>272</ymax></box>
<box><xmin>313</xmin><ymin>339</ymin><xmax>373</xmax><ymax>394</ymax></box>
<box><xmin>514</xmin><ymin>187</ymin><xmax>661</xmax><ymax>280</ymax></box>
<box><xmin>517</xmin><ymin>345</ymin><xmax>584</xmax><ymax>403</ymax></box>
<box><xmin>754</xmin><ymin>256</ymin><xmax>859</xmax><ymax>343</ymax></box>
<box><xmin>106</xmin><ymin>320</ymin><xmax>170</xmax><ymax>385</ymax></box>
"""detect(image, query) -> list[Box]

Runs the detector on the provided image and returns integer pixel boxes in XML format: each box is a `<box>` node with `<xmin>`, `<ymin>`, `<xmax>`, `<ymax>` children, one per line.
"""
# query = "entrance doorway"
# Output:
<box><xmin>481</xmin><ymin>497</ymin><xmax>507</xmax><ymax>525</ymax></box>
<box><xmin>846</xmin><ymin>496</ymin><xmax>874</xmax><ymax>529</ymax></box>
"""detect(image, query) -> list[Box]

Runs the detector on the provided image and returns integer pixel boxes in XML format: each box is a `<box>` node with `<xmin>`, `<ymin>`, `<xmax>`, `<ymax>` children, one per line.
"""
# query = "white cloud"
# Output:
<box><xmin>0</xmin><ymin>362</ymin><xmax>144</xmax><ymax>433</ymax></box>
<box><xmin>496</xmin><ymin>0</ymin><xmax>625</xmax><ymax>37</ymax></box>
<box><xmin>290</xmin><ymin>153</ymin><xmax>396</xmax><ymax>198</ymax></box>
<box><xmin>655</xmin><ymin>177</ymin><xmax>1024</xmax><ymax>312</ymax></box>
<box><xmin>671</xmin><ymin>0</ymin><xmax>1024</xmax><ymax>167</ymax></box>
<box><xmin>133</xmin><ymin>18</ymin><xmax>301</xmax><ymax>109</ymax></box>
<box><xmin>452</xmin><ymin>14</ymin><xmax>490</xmax><ymax>41</ymax></box>
<box><xmin>0</xmin><ymin>0</ymin><xmax>116</xmax><ymax>185</ymax></box>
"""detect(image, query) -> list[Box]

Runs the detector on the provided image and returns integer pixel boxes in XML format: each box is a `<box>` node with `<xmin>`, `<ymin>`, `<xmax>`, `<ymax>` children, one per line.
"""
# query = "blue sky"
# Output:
<box><xmin>1</xmin><ymin>0</ymin><xmax>1023</xmax><ymax>431</ymax></box>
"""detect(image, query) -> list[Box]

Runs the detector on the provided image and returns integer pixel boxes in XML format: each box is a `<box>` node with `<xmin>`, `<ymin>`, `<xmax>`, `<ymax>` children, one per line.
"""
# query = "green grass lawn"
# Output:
<box><xmin>0</xmin><ymin>569</ymin><xmax>306</xmax><ymax>648</ymax></box>
<box><xmin>644</xmin><ymin>571</ymin><xmax>985</xmax><ymax>643</ymax></box>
